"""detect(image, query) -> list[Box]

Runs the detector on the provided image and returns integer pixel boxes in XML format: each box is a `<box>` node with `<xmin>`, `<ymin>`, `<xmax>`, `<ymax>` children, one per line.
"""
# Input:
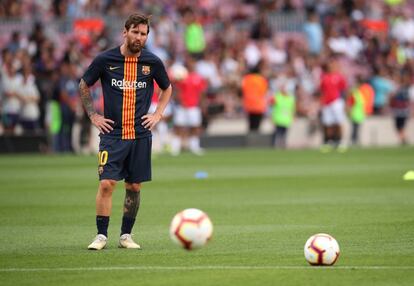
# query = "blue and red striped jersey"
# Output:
<box><xmin>82</xmin><ymin>46</ymin><xmax>170</xmax><ymax>139</ymax></box>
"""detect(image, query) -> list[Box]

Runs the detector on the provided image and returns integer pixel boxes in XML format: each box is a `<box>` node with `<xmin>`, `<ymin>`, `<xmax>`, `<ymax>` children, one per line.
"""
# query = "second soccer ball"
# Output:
<box><xmin>169</xmin><ymin>208</ymin><xmax>213</xmax><ymax>250</ymax></box>
<box><xmin>304</xmin><ymin>233</ymin><xmax>340</xmax><ymax>266</ymax></box>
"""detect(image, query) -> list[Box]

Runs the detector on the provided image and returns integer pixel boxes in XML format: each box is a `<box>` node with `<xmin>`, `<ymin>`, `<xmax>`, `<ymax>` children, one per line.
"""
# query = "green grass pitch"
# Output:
<box><xmin>0</xmin><ymin>147</ymin><xmax>413</xmax><ymax>285</ymax></box>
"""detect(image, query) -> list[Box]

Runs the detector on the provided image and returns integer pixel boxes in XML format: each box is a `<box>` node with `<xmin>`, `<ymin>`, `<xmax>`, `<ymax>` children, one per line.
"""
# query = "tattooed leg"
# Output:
<box><xmin>121</xmin><ymin>189</ymin><xmax>141</xmax><ymax>235</ymax></box>
<box><xmin>123</xmin><ymin>190</ymin><xmax>141</xmax><ymax>218</ymax></box>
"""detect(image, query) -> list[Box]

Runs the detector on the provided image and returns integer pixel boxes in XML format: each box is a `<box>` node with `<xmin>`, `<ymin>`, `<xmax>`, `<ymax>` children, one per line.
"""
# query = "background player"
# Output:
<box><xmin>171</xmin><ymin>56</ymin><xmax>207</xmax><ymax>155</ymax></box>
<box><xmin>319</xmin><ymin>58</ymin><xmax>347</xmax><ymax>152</ymax></box>
<box><xmin>79</xmin><ymin>13</ymin><xmax>172</xmax><ymax>250</ymax></box>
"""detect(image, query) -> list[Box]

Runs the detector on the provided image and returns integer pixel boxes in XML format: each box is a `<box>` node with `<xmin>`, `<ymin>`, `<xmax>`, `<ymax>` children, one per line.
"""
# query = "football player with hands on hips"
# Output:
<box><xmin>79</xmin><ymin>13</ymin><xmax>172</xmax><ymax>250</ymax></box>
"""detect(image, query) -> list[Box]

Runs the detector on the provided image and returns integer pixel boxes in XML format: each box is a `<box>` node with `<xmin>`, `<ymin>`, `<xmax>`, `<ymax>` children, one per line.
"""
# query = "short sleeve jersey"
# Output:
<box><xmin>320</xmin><ymin>72</ymin><xmax>346</xmax><ymax>106</ymax></box>
<box><xmin>82</xmin><ymin>47</ymin><xmax>170</xmax><ymax>139</ymax></box>
<box><xmin>175</xmin><ymin>72</ymin><xmax>207</xmax><ymax>108</ymax></box>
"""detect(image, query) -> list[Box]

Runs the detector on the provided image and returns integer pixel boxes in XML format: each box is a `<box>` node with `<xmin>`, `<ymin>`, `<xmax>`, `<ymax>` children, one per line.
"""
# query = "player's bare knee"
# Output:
<box><xmin>125</xmin><ymin>182</ymin><xmax>141</xmax><ymax>192</ymax></box>
<box><xmin>99</xmin><ymin>179</ymin><xmax>116</xmax><ymax>195</ymax></box>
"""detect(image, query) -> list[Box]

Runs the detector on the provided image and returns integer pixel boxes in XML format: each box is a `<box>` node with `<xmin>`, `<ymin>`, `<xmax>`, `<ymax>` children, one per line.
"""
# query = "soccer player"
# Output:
<box><xmin>171</xmin><ymin>57</ymin><xmax>207</xmax><ymax>156</ymax></box>
<box><xmin>79</xmin><ymin>14</ymin><xmax>172</xmax><ymax>250</ymax></box>
<box><xmin>319</xmin><ymin>58</ymin><xmax>347</xmax><ymax>152</ymax></box>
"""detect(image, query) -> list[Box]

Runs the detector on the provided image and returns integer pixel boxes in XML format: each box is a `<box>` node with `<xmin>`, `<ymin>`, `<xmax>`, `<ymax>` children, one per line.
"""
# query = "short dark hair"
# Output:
<box><xmin>124</xmin><ymin>13</ymin><xmax>151</xmax><ymax>34</ymax></box>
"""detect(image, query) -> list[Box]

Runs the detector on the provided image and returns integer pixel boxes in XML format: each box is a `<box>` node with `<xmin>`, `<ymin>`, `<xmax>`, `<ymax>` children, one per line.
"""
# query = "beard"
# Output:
<box><xmin>126</xmin><ymin>40</ymin><xmax>142</xmax><ymax>54</ymax></box>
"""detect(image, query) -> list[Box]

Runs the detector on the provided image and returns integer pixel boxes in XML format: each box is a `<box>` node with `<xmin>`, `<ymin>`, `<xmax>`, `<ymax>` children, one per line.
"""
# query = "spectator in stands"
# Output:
<box><xmin>1</xmin><ymin>48</ymin><xmax>22</xmax><ymax>134</ymax></box>
<box><xmin>390</xmin><ymin>71</ymin><xmax>413</xmax><ymax>145</ymax></box>
<box><xmin>295</xmin><ymin>55</ymin><xmax>321</xmax><ymax>144</ymax></box>
<box><xmin>250</xmin><ymin>10</ymin><xmax>272</xmax><ymax>40</ymax></box>
<box><xmin>6</xmin><ymin>31</ymin><xmax>23</xmax><ymax>54</ymax></box>
<box><xmin>327</xmin><ymin>25</ymin><xmax>363</xmax><ymax>60</ymax></box>
<box><xmin>183</xmin><ymin>8</ymin><xmax>206</xmax><ymax>59</ymax></box>
<box><xmin>58</xmin><ymin>61</ymin><xmax>80</xmax><ymax>152</ymax></box>
<box><xmin>391</xmin><ymin>9</ymin><xmax>414</xmax><ymax>44</ymax></box>
<box><xmin>303</xmin><ymin>9</ymin><xmax>323</xmax><ymax>55</ymax></box>
<box><xmin>0</xmin><ymin>0</ymin><xmax>23</xmax><ymax>18</ymax></box>
<box><xmin>195</xmin><ymin>52</ymin><xmax>223</xmax><ymax>97</ymax></box>
<box><xmin>195</xmin><ymin>51</ymin><xmax>224</xmax><ymax>126</ymax></box>
<box><xmin>370</xmin><ymin>65</ymin><xmax>396</xmax><ymax>115</ymax></box>
<box><xmin>219</xmin><ymin>48</ymin><xmax>243</xmax><ymax>117</ymax></box>
<box><xmin>0</xmin><ymin>0</ymin><xmax>414</xmax><ymax>150</ymax></box>
<box><xmin>244</xmin><ymin>39</ymin><xmax>262</xmax><ymax>70</ymax></box>
<box><xmin>18</xmin><ymin>64</ymin><xmax>40</xmax><ymax>133</ymax></box>
<box><xmin>33</xmin><ymin>40</ymin><xmax>57</xmax><ymax>131</ymax></box>
<box><xmin>28</xmin><ymin>22</ymin><xmax>46</xmax><ymax>58</ymax></box>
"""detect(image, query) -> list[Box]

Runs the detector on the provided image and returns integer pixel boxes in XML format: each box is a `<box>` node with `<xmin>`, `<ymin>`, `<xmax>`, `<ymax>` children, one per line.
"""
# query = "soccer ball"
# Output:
<box><xmin>304</xmin><ymin>233</ymin><xmax>340</xmax><ymax>266</ymax></box>
<box><xmin>169</xmin><ymin>208</ymin><xmax>213</xmax><ymax>250</ymax></box>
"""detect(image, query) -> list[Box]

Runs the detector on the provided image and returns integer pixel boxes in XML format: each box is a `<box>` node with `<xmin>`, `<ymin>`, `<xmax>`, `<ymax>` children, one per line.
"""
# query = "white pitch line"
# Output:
<box><xmin>1</xmin><ymin>266</ymin><xmax>414</xmax><ymax>272</ymax></box>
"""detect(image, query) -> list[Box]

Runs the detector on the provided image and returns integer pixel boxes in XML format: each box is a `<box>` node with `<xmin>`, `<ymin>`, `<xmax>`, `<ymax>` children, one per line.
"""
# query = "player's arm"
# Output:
<box><xmin>141</xmin><ymin>84</ymin><xmax>172</xmax><ymax>130</ymax></box>
<box><xmin>79</xmin><ymin>78</ymin><xmax>114</xmax><ymax>133</ymax></box>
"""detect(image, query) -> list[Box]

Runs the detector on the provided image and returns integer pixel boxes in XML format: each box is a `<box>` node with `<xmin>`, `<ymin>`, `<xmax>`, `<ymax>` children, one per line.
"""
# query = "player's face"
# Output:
<box><xmin>124</xmin><ymin>24</ymin><xmax>148</xmax><ymax>54</ymax></box>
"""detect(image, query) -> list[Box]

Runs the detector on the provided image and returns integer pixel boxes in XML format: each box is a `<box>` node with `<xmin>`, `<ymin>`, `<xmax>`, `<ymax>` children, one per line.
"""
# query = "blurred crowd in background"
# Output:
<box><xmin>0</xmin><ymin>0</ymin><xmax>414</xmax><ymax>153</ymax></box>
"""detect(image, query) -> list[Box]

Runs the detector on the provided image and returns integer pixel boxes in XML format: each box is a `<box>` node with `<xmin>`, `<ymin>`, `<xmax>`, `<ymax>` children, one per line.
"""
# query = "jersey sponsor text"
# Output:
<box><xmin>112</xmin><ymin>78</ymin><xmax>147</xmax><ymax>90</ymax></box>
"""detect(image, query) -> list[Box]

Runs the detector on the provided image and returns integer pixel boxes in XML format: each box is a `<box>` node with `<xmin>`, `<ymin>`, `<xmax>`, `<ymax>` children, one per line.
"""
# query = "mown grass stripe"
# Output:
<box><xmin>1</xmin><ymin>265</ymin><xmax>414</xmax><ymax>272</ymax></box>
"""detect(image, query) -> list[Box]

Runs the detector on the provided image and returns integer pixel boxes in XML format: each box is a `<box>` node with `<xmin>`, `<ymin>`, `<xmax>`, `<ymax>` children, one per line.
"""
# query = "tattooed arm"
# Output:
<box><xmin>79</xmin><ymin>79</ymin><xmax>114</xmax><ymax>133</ymax></box>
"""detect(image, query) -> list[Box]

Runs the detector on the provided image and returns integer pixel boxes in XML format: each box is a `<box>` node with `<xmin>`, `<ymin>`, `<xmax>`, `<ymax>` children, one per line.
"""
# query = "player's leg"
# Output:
<box><xmin>320</xmin><ymin>104</ymin><xmax>336</xmax><ymax>152</ymax></box>
<box><xmin>157</xmin><ymin>120</ymin><xmax>169</xmax><ymax>150</ymax></box>
<box><xmin>119</xmin><ymin>137</ymin><xmax>152</xmax><ymax>249</ymax></box>
<box><xmin>332</xmin><ymin>124</ymin><xmax>342</xmax><ymax>146</ymax></box>
<box><xmin>119</xmin><ymin>182</ymin><xmax>142</xmax><ymax>249</ymax></box>
<box><xmin>321</xmin><ymin>105</ymin><xmax>332</xmax><ymax>144</ymax></box>
<box><xmin>88</xmin><ymin>179</ymin><xmax>117</xmax><ymax>250</ymax></box>
<box><xmin>278</xmin><ymin>126</ymin><xmax>288</xmax><ymax>148</ymax></box>
<box><xmin>96</xmin><ymin>179</ymin><xmax>117</xmax><ymax>231</ymax></box>
<box><xmin>332</xmin><ymin>98</ymin><xmax>346</xmax><ymax>150</ymax></box>
<box><xmin>189</xmin><ymin>127</ymin><xmax>203</xmax><ymax>155</ymax></box>
<box><xmin>351</xmin><ymin>122</ymin><xmax>358</xmax><ymax>145</ymax></box>
<box><xmin>158</xmin><ymin>104</ymin><xmax>173</xmax><ymax>152</ymax></box>
<box><xmin>271</xmin><ymin>125</ymin><xmax>277</xmax><ymax>147</ymax></box>
<box><xmin>88</xmin><ymin>137</ymin><xmax>128</xmax><ymax>250</ymax></box>
<box><xmin>249</xmin><ymin>113</ymin><xmax>262</xmax><ymax>132</ymax></box>
<box><xmin>171</xmin><ymin>105</ymin><xmax>186</xmax><ymax>156</ymax></box>
<box><xmin>320</xmin><ymin>106</ymin><xmax>332</xmax><ymax>153</ymax></box>
<box><xmin>396</xmin><ymin>117</ymin><xmax>407</xmax><ymax>145</ymax></box>
<box><xmin>188</xmin><ymin>107</ymin><xmax>204</xmax><ymax>155</ymax></box>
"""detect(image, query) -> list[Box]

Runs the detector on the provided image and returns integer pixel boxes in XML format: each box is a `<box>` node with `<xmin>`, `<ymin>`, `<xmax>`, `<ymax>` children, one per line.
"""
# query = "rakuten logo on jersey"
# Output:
<box><xmin>111</xmin><ymin>79</ymin><xmax>147</xmax><ymax>90</ymax></box>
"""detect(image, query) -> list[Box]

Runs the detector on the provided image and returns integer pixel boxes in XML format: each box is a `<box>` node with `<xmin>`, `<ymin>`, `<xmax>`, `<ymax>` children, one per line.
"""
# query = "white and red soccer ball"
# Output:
<box><xmin>169</xmin><ymin>208</ymin><xmax>213</xmax><ymax>250</ymax></box>
<box><xmin>304</xmin><ymin>233</ymin><xmax>340</xmax><ymax>266</ymax></box>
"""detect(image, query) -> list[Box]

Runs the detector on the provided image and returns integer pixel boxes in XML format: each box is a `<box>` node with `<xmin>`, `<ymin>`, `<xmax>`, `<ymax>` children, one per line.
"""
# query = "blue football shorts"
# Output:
<box><xmin>97</xmin><ymin>136</ymin><xmax>152</xmax><ymax>183</ymax></box>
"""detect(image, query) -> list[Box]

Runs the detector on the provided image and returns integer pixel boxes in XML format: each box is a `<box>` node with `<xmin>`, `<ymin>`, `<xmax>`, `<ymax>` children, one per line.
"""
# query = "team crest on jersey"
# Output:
<box><xmin>98</xmin><ymin>166</ymin><xmax>104</xmax><ymax>175</ymax></box>
<box><xmin>142</xmin><ymin>65</ymin><xmax>150</xmax><ymax>75</ymax></box>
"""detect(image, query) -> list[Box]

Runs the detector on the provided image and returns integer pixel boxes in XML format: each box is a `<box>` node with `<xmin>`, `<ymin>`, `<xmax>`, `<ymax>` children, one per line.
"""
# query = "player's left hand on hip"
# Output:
<box><xmin>141</xmin><ymin>113</ymin><xmax>161</xmax><ymax>130</ymax></box>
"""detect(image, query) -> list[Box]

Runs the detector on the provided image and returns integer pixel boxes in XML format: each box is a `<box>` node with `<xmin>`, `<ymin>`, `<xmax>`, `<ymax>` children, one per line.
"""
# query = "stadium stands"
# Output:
<box><xmin>0</xmin><ymin>0</ymin><xmax>413</xmax><ymax>153</ymax></box>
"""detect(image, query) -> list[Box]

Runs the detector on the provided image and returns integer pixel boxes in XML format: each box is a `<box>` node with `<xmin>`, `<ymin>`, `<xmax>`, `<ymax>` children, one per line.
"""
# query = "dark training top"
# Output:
<box><xmin>82</xmin><ymin>46</ymin><xmax>170</xmax><ymax>139</ymax></box>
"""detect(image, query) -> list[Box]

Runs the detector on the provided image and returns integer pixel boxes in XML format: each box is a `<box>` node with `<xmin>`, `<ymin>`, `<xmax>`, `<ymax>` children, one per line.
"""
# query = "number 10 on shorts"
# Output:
<box><xmin>98</xmin><ymin>151</ymin><xmax>108</xmax><ymax>166</ymax></box>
